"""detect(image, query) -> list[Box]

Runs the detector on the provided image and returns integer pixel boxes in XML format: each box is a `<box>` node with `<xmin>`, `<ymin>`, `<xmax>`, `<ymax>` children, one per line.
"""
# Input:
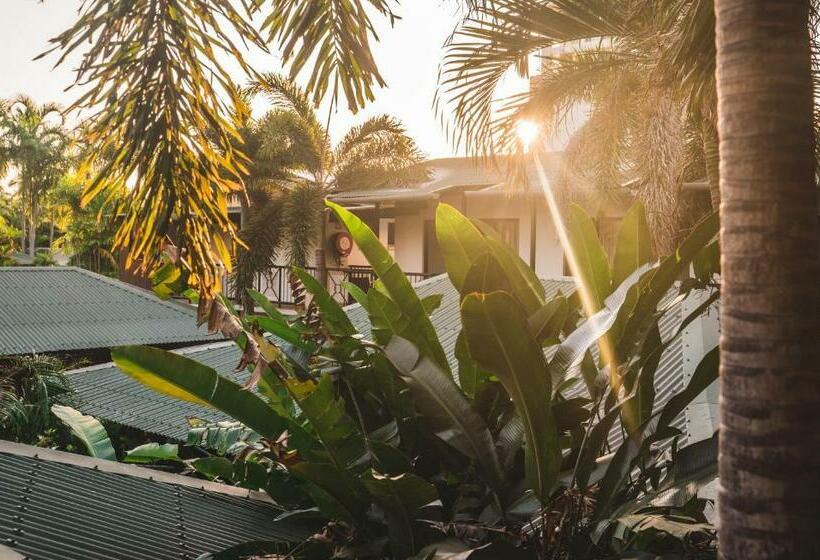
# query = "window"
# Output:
<box><xmin>480</xmin><ymin>219</ymin><xmax>519</xmax><ymax>251</ymax></box>
<box><xmin>379</xmin><ymin>218</ymin><xmax>396</xmax><ymax>257</ymax></box>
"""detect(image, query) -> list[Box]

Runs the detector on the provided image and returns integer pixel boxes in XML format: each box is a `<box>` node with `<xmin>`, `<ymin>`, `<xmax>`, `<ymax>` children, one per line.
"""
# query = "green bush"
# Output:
<box><xmin>115</xmin><ymin>202</ymin><xmax>720</xmax><ymax>559</ymax></box>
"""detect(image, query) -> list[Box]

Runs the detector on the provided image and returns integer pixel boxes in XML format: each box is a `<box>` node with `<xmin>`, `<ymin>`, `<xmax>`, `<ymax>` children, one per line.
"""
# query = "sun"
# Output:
<box><xmin>515</xmin><ymin>119</ymin><xmax>539</xmax><ymax>151</ymax></box>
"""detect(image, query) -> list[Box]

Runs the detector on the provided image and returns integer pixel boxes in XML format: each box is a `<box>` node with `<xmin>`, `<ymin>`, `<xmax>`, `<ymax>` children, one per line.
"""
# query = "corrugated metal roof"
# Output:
<box><xmin>0</xmin><ymin>440</ymin><xmax>303</xmax><ymax>560</ymax></box>
<box><xmin>329</xmin><ymin>154</ymin><xmax>565</xmax><ymax>205</ymax></box>
<box><xmin>68</xmin><ymin>342</ymin><xmax>250</xmax><ymax>441</ymax></box>
<box><xmin>0</xmin><ymin>267</ymin><xmax>220</xmax><ymax>355</ymax></box>
<box><xmin>67</xmin><ymin>274</ymin><xmax>687</xmax><ymax>442</ymax></box>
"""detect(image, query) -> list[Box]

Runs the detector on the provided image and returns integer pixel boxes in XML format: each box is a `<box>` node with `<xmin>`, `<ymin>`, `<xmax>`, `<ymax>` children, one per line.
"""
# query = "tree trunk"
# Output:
<box><xmin>715</xmin><ymin>1</ymin><xmax>820</xmax><ymax>558</ymax></box>
<box><xmin>701</xmin><ymin>117</ymin><xmax>720</xmax><ymax>210</ymax></box>
<box><xmin>28</xmin><ymin>200</ymin><xmax>37</xmax><ymax>258</ymax></box>
<box><xmin>19</xmin><ymin>208</ymin><xmax>26</xmax><ymax>254</ymax></box>
<box><xmin>49</xmin><ymin>210</ymin><xmax>55</xmax><ymax>248</ymax></box>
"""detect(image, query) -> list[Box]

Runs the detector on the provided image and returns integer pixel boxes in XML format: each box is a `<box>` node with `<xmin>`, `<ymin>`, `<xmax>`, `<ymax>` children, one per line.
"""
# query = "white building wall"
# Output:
<box><xmin>394</xmin><ymin>213</ymin><xmax>425</xmax><ymax>273</ymax></box>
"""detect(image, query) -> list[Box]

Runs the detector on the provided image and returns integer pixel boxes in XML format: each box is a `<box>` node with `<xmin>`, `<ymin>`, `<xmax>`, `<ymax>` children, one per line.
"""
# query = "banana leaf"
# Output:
<box><xmin>293</xmin><ymin>374</ymin><xmax>369</xmax><ymax>472</ymax></box>
<box><xmin>565</xmin><ymin>203</ymin><xmax>612</xmax><ymax>310</ymax></box>
<box><xmin>362</xmin><ymin>470</ymin><xmax>440</xmax><ymax>558</ymax></box>
<box><xmin>593</xmin><ymin>347</ymin><xmax>719</xmax><ymax>519</ymax></box>
<box><xmin>123</xmin><ymin>443</ymin><xmax>180</xmax><ymax>464</ymax></box>
<box><xmin>247</xmin><ymin>288</ymin><xmax>289</xmax><ymax>323</ymax></box>
<box><xmin>435</xmin><ymin>203</ymin><xmax>490</xmax><ymax>292</ymax></box>
<box><xmin>611</xmin><ymin>202</ymin><xmax>655</xmax><ymax>288</ymax></box>
<box><xmin>293</xmin><ymin>266</ymin><xmax>356</xmax><ymax>336</ymax></box>
<box><xmin>461</xmin><ymin>291</ymin><xmax>560</xmax><ymax>502</ymax></box>
<box><xmin>111</xmin><ymin>345</ymin><xmax>291</xmax><ymax>440</ymax></box>
<box><xmin>51</xmin><ymin>405</ymin><xmax>116</xmax><ymax>461</ymax></box>
<box><xmin>384</xmin><ymin>337</ymin><xmax>505</xmax><ymax>492</ymax></box>
<box><xmin>327</xmin><ymin>200</ymin><xmax>450</xmax><ymax>374</ymax></box>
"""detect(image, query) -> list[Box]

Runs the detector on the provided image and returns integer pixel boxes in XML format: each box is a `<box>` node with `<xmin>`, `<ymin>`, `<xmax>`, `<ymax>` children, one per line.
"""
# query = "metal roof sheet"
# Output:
<box><xmin>0</xmin><ymin>441</ymin><xmax>303</xmax><ymax>560</ymax></box>
<box><xmin>329</xmin><ymin>154</ymin><xmax>565</xmax><ymax>205</ymax></box>
<box><xmin>67</xmin><ymin>274</ymin><xmax>687</xmax><ymax>442</ymax></box>
<box><xmin>0</xmin><ymin>267</ymin><xmax>220</xmax><ymax>355</ymax></box>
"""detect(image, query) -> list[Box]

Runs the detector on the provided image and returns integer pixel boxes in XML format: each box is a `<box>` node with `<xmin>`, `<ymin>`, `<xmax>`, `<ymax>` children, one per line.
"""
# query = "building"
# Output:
<box><xmin>0</xmin><ymin>267</ymin><xmax>220</xmax><ymax>362</ymax></box>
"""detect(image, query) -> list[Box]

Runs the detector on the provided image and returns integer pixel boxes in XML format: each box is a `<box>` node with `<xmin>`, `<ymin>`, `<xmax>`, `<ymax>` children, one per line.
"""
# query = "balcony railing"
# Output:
<box><xmin>222</xmin><ymin>265</ymin><xmax>433</xmax><ymax>307</ymax></box>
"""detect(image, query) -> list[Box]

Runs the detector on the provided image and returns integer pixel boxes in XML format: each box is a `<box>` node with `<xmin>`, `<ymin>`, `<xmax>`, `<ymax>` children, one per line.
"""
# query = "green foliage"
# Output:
<box><xmin>123</xmin><ymin>442</ymin><xmax>180</xmax><ymax>464</ymax></box>
<box><xmin>231</xmin><ymin>76</ymin><xmax>425</xmax><ymax>311</ymax></box>
<box><xmin>118</xmin><ymin>202</ymin><xmax>719</xmax><ymax>559</ymax></box>
<box><xmin>461</xmin><ymin>291</ymin><xmax>560</xmax><ymax>502</ymax></box>
<box><xmin>0</xmin><ymin>354</ymin><xmax>73</xmax><ymax>443</ymax></box>
<box><xmin>51</xmin><ymin>405</ymin><xmax>117</xmax><ymax>461</ymax></box>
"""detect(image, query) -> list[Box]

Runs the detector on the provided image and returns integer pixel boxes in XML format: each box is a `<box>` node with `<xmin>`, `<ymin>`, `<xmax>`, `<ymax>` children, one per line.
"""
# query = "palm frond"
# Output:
<box><xmin>438</xmin><ymin>0</ymin><xmax>628</xmax><ymax>156</ymax></box>
<box><xmin>282</xmin><ymin>183</ymin><xmax>324</xmax><ymax>267</ymax></box>
<box><xmin>47</xmin><ymin>0</ymin><xmax>268</xmax><ymax>295</ymax></box>
<box><xmin>333</xmin><ymin>115</ymin><xmax>426</xmax><ymax>190</ymax></box>
<box><xmin>260</xmin><ymin>0</ymin><xmax>398</xmax><ymax>113</ymax></box>
<box><xmin>232</xmin><ymin>181</ymin><xmax>288</xmax><ymax>313</ymax></box>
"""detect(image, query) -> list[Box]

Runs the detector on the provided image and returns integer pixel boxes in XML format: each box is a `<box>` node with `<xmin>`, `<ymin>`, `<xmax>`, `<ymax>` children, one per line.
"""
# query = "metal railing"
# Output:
<box><xmin>222</xmin><ymin>265</ymin><xmax>433</xmax><ymax>307</ymax></box>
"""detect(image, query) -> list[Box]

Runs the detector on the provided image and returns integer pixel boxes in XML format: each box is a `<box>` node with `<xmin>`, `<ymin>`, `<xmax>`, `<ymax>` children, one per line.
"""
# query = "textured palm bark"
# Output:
<box><xmin>715</xmin><ymin>1</ymin><xmax>820</xmax><ymax>558</ymax></box>
<box><xmin>701</xmin><ymin>117</ymin><xmax>720</xmax><ymax>210</ymax></box>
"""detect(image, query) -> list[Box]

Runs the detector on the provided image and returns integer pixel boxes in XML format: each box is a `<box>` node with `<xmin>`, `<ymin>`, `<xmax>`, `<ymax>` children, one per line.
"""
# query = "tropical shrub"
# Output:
<box><xmin>113</xmin><ymin>202</ymin><xmax>720</xmax><ymax>559</ymax></box>
<box><xmin>0</xmin><ymin>354</ymin><xmax>72</xmax><ymax>442</ymax></box>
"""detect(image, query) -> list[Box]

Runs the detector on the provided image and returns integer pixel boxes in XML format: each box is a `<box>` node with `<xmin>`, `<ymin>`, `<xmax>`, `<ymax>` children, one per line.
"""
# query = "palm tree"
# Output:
<box><xmin>0</xmin><ymin>97</ymin><xmax>69</xmax><ymax>258</ymax></box>
<box><xmin>715</xmin><ymin>0</ymin><xmax>820</xmax><ymax>557</ymax></box>
<box><xmin>50</xmin><ymin>0</ymin><xmax>402</xmax><ymax>295</ymax></box>
<box><xmin>232</xmin><ymin>74</ymin><xmax>425</xmax><ymax>312</ymax></box>
<box><xmin>437</xmin><ymin>0</ymin><xmax>723</xmax><ymax>252</ymax></box>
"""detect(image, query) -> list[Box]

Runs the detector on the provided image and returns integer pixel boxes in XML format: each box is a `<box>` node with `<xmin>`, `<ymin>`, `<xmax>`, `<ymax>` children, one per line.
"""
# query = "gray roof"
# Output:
<box><xmin>68</xmin><ymin>341</ymin><xmax>251</xmax><ymax>441</ymax></box>
<box><xmin>67</xmin><ymin>274</ymin><xmax>686</xmax><ymax>443</ymax></box>
<box><xmin>0</xmin><ymin>267</ymin><xmax>219</xmax><ymax>355</ymax></box>
<box><xmin>0</xmin><ymin>440</ymin><xmax>303</xmax><ymax>560</ymax></box>
<box><xmin>329</xmin><ymin>155</ymin><xmax>565</xmax><ymax>205</ymax></box>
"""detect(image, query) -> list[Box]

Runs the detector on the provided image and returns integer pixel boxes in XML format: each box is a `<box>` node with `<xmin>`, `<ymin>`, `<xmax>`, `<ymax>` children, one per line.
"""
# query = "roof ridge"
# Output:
<box><xmin>65</xmin><ymin>266</ymin><xmax>200</xmax><ymax>318</ymax></box>
<box><xmin>0</xmin><ymin>439</ymin><xmax>274</xmax><ymax>504</ymax></box>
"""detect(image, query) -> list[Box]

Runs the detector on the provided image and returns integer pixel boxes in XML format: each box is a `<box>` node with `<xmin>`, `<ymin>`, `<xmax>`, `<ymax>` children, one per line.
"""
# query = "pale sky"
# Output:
<box><xmin>0</xmin><ymin>0</ymin><xmax>532</xmax><ymax>159</ymax></box>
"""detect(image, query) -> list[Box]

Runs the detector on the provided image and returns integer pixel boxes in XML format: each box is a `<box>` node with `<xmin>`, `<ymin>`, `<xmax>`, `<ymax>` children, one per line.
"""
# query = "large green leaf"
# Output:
<box><xmin>528</xmin><ymin>296</ymin><xmax>569</xmax><ymax>344</ymax></box>
<box><xmin>437</xmin><ymin>203</ymin><xmax>544</xmax><ymax>313</ymax></box>
<box><xmin>454</xmin><ymin>331</ymin><xmax>490</xmax><ymax>400</ymax></box>
<box><xmin>549</xmin><ymin>262</ymin><xmax>656</xmax><ymax>384</ymax></box>
<box><xmin>565</xmin><ymin>203</ymin><xmax>612</xmax><ymax>310</ymax></box>
<box><xmin>461</xmin><ymin>292</ymin><xmax>560</xmax><ymax>502</ymax></box>
<box><xmin>368</xmin><ymin>289</ymin><xmax>410</xmax><ymax>346</ymax></box>
<box><xmin>327</xmin><ymin>200</ymin><xmax>450</xmax><ymax>374</ymax></box>
<box><xmin>462</xmin><ymin>252</ymin><xmax>511</xmax><ymax>296</ymax></box>
<box><xmin>617</xmin><ymin>433</ymin><xmax>719</xmax><ymax>516</ymax></box>
<box><xmin>111</xmin><ymin>345</ymin><xmax>289</xmax><ymax>439</ymax></box>
<box><xmin>384</xmin><ymin>337</ymin><xmax>504</xmax><ymax>491</ymax></box>
<box><xmin>293</xmin><ymin>374</ymin><xmax>369</xmax><ymax>471</ymax></box>
<box><xmin>293</xmin><ymin>267</ymin><xmax>356</xmax><ymax>336</ymax></box>
<box><xmin>611</xmin><ymin>202</ymin><xmax>655</xmax><ymax>287</ymax></box>
<box><xmin>475</xmin><ymin>220</ymin><xmax>545</xmax><ymax>314</ymax></box>
<box><xmin>616</xmin><ymin>212</ymin><xmax>719</xmax><ymax>358</ymax></box>
<box><xmin>290</xmin><ymin>461</ymin><xmax>368</xmax><ymax>524</ymax></box>
<box><xmin>247</xmin><ymin>288</ymin><xmax>289</xmax><ymax>323</ymax></box>
<box><xmin>51</xmin><ymin>405</ymin><xmax>116</xmax><ymax>461</ymax></box>
<box><xmin>593</xmin><ymin>347</ymin><xmax>719</xmax><ymax>519</ymax></box>
<box><xmin>362</xmin><ymin>470</ymin><xmax>440</xmax><ymax>558</ymax></box>
<box><xmin>435</xmin><ymin>203</ymin><xmax>489</xmax><ymax>292</ymax></box>
<box><xmin>123</xmin><ymin>443</ymin><xmax>180</xmax><ymax>464</ymax></box>
<box><xmin>343</xmin><ymin>281</ymin><xmax>370</xmax><ymax>310</ymax></box>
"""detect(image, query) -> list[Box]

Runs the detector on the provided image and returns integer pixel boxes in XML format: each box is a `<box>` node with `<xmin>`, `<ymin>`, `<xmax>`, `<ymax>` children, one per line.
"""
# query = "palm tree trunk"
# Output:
<box><xmin>19</xmin><ymin>208</ymin><xmax>26</xmax><ymax>254</ymax></box>
<box><xmin>701</xmin><ymin>117</ymin><xmax>720</xmax><ymax>210</ymax></box>
<box><xmin>28</xmin><ymin>199</ymin><xmax>37</xmax><ymax>258</ymax></box>
<box><xmin>715</xmin><ymin>1</ymin><xmax>820</xmax><ymax>558</ymax></box>
<box><xmin>49</xmin><ymin>210</ymin><xmax>55</xmax><ymax>248</ymax></box>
